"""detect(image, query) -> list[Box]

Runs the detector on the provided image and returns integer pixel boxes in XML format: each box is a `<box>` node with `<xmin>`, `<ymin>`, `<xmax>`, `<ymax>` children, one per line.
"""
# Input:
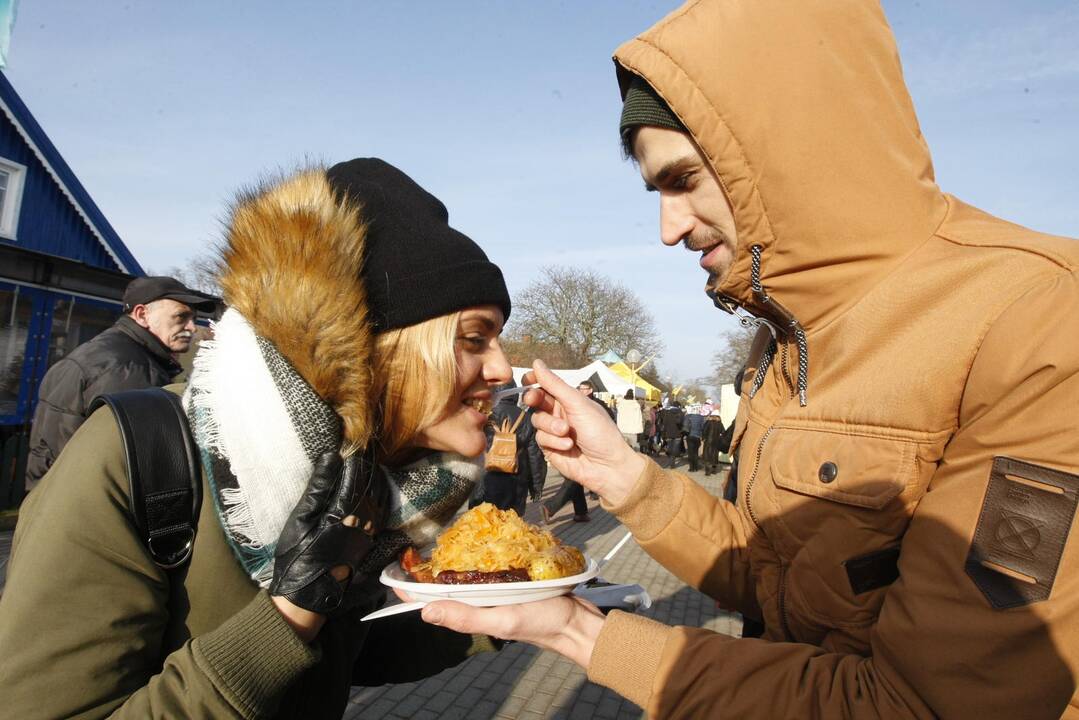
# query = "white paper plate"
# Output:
<box><xmin>380</xmin><ymin>557</ymin><xmax>600</xmax><ymax>606</ymax></box>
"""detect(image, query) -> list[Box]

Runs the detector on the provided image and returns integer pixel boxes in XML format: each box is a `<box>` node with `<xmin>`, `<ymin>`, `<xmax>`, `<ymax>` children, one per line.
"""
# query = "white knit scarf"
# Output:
<box><xmin>183</xmin><ymin>309</ymin><xmax>482</xmax><ymax>586</ymax></box>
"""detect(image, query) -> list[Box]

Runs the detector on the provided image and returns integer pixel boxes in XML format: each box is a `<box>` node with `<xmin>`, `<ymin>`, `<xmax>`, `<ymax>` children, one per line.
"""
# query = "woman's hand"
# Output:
<box><xmin>420</xmin><ymin>596</ymin><xmax>607</xmax><ymax>669</ymax></box>
<box><xmin>522</xmin><ymin>360</ymin><xmax>646</xmax><ymax>507</ymax></box>
<box><xmin>269</xmin><ymin>451</ymin><xmax>378</xmax><ymax>640</ymax></box>
<box><xmin>271</xmin><ymin>595</ymin><xmax>326</xmax><ymax>643</ymax></box>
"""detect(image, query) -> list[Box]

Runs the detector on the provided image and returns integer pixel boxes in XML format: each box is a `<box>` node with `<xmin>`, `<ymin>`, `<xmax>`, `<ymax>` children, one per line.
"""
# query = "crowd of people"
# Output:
<box><xmin>2</xmin><ymin>0</ymin><xmax>1078</xmax><ymax>718</ymax></box>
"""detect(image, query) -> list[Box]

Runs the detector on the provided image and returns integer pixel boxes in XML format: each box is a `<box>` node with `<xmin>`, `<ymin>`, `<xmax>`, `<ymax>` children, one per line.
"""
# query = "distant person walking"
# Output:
<box><xmin>615</xmin><ymin>389</ymin><xmax>644</xmax><ymax>450</ymax></box>
<box><xmin>541</xmin><ymin>382</ymin><xmax>599</xmax><ymax>523</ymax></box>
<box><xmin>25</xmin><ymin>276</ymin><xmax>213</xmax><ymax>490</ymax></box>
<box><xmin>658</xmin><ymin>400</ymin><xmax>684</xmax><ymax>468</ymax></box>
<box><xmin>473</xmin><ymin>380</ymin><xmax>546</xmax><ymax>516</ymax></box>
<box><xmin>683</xmin><ymin>404</ymin><xmax>704</xmax><ymax>472</ymax></box>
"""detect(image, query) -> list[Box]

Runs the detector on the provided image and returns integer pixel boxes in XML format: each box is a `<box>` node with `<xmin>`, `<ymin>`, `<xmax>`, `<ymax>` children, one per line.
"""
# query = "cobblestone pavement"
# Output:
<box><xmin>345</xmin><ymin>461</ymin><xmax>740</xmax><ymax>720</ymax></box>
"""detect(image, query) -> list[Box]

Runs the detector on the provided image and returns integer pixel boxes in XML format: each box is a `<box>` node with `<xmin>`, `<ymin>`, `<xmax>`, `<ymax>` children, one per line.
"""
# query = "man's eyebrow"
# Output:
<box><xmin>644</xmin><ymin>154</ymin><xmax>698</xmax><ymax>192</ymax></box>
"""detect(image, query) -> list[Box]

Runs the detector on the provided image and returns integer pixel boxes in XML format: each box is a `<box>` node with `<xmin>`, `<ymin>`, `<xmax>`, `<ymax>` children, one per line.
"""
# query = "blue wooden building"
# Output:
<box><xmin>0</xmin><ymin>71</ymin><xmax>145</xmax><ymax>506</ymax></box>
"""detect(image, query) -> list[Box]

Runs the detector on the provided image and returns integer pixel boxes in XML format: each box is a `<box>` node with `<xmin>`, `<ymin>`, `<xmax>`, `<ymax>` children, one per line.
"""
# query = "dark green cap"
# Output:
<box><xmin>619</xmin><ymin>76</ymin><xmax>686</xmax><ymax>144</ymax></box>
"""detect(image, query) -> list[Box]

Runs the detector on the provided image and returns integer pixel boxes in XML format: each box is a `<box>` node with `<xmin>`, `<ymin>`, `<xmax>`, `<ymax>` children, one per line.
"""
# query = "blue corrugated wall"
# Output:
<box><xmin>0</xmin><ymin>112</ymin><xmax>122</xmax><ymax>271</ymax></box>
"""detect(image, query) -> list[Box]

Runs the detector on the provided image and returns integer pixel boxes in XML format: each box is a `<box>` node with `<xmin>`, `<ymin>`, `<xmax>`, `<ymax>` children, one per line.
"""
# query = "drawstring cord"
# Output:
<box><xmin>746</xmin><ymin>245</ymin><xmax>809</xmax><ymax>406</ymax></box>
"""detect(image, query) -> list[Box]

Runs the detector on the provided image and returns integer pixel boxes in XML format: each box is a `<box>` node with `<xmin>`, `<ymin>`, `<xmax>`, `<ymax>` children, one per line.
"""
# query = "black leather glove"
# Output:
<box><xmin>269</xmin><ymin>450</ymin><xmax>378</xmax><ymax>615</ymax></box>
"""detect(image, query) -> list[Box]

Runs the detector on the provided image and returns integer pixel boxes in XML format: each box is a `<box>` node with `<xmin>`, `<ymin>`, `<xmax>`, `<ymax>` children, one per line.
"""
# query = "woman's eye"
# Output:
<box><xmin>459</xmin><ymin>335</ymin><xmax>486</xmax><ymax>349</ymax></box>
<box><xmin>672</xmin><ymin>173</ymin><xmax>692</xmax><ymax>190</ymax></box>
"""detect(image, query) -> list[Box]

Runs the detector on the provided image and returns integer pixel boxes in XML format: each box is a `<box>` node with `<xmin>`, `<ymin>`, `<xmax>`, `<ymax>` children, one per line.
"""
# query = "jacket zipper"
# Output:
<box><xmin>743</xmin><ymin>425</ymin><xmax>773</xmax><ymax>528</ymax></box>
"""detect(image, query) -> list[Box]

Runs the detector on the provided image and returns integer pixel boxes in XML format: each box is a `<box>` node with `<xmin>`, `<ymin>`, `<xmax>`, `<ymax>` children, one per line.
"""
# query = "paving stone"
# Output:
<box><xmin>426</xmin><ymin>690</ymin><xmax>459</xmax><ymax>713</ymax></box>
<box><xmin>525</xmin><ymin>691</ymin><xmax>557</xmax><ymax>714</ymax></box>
<box><xmin>568</xmin><ymin>702</ymin><xmax>598</xmax><ymax>720</ymax></box>
<box><xmin>498</xmin><ymin>694</ymin><xmax>526</xmax><ymax>717</ymax></box>
<box><xmin>471</xmin><ymin>698</ymin><xmax>501</xmax><ymax>719</ymax></box>
<box><xmin>388</xmin><ymin>693</ymin><xmax>427</xmax><ymax>717</ymax></box>
<box><xmin>438</xmin><ymin>705</ymin><xmax>473</xmax><ymax>720</ymax></box>
<box><xmin>579</xmin><ymin>683</ymin><xmax>605</xmax><ymax>704</ymax></box>
<box><xmin>380</xmin><ymin>683</ymin><xmax>413</xmax><ymax>702</ymax></box>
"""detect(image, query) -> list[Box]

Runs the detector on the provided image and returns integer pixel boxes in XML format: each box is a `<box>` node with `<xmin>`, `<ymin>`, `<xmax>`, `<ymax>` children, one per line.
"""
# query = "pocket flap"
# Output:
<box><xmin>769</xmin><ymin>428</ymin><xmax>915</xmax><ymax>510</ymax></box>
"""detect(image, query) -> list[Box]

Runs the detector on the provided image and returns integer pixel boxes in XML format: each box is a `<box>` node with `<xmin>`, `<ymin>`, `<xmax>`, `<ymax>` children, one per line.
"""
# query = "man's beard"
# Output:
<box><xmin>682</xmin><ymin>227</ymin><xmax>730</xmax><ymax>293</ymax></box>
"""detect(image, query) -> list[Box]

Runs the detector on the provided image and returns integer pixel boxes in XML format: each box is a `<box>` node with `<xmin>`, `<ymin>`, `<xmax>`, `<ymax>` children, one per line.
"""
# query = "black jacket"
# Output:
<box><xmin>701</xmin><ymin>416</ymin><xmax>728</xmax><ymax>459</ymax></box>
<box><xmin>658</xmin><ymin>406</ymin><xmax>685</xmax><ymax>440</ymax></box>
<box><xmin>25</xmin><ymin>315</ymin><xmax>182</xmax><ymax>489</ymax></box>
<box><xmin>480</xmin><ymin>397</ymin><xmax>547</xmax><ymax>514</ymax></box>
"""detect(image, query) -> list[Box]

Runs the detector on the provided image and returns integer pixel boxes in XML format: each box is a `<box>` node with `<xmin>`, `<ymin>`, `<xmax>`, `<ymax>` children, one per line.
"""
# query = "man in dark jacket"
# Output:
<box><xmin>658</xmin><ymin>400</ymin><xmax>684</xmax><ymax>468</ymax></box>
<box><xmin>682</xmin><ymin>405</ymin><xmax>704</xmax><ymax>472</ymax></box>
<box><xmin>474</xmin><ymin>380</ymin><xmax>547</xmax><ymax>516</ymax></box>
<box><xmin>25</xmin><ymin>276</ymin><xmax>213</xmax><ymax>489</ymax></box>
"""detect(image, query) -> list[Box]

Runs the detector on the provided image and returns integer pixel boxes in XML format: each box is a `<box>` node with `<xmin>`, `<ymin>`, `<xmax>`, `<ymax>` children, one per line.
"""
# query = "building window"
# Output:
<box><xmin>0</xmin><ymin>157</ymin><xmax>27</xmax><ymax>239</ymax></box>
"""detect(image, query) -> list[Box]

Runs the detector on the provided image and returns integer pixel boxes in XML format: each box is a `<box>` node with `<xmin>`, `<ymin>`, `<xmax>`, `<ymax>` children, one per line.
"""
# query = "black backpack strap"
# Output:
<box><xmin>90</xmin><ymin>388</ymin><xmax>201</xmax><ymax>569</ymax></box>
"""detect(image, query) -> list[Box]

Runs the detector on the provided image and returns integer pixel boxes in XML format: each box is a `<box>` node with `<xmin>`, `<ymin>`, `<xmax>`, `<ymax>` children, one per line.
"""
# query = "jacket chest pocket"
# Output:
<box><xmin>768</xmin><ymin>428</ymin><xmax>916</xmax><ymax>511</ymax></box>
<box><xmin>761</xmin><ymin>428</ymin><xmax>925</xmax><ymax>630</ymax></box>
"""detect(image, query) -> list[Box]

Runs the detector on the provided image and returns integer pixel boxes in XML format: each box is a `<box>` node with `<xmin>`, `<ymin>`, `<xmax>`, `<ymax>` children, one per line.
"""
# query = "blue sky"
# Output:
<box><xmin>5</xmin><ymin>1</ymin><xmax>1077</xmax><ymax>386</ymax></box>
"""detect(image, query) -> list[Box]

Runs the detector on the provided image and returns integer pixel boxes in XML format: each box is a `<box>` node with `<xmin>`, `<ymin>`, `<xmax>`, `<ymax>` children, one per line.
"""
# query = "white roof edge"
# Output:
<box><xmin>0</xmin><ymin>96</ymin><xmax>130</xmax><ymax>273</ymax></box>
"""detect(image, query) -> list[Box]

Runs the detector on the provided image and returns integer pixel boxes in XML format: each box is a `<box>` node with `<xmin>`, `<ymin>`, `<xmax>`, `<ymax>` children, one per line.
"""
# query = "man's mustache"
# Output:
<box><xmin>682</xmin><ymin>227</ymin><xmax>728</xmax><ymax>253</ymax></box>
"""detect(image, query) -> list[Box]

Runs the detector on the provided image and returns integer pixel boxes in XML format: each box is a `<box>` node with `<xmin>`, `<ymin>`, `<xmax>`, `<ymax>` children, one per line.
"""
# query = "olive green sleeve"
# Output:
<box><xmin>0</xmin><ymin>409</ymin><xmax>317</xmax><ymax>719</ymax></box>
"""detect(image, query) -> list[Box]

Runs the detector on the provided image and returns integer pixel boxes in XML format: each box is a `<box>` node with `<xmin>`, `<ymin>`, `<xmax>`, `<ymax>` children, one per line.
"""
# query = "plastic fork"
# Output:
<box><xmin>492</xmin><ymin>383</ymin><xmax>542</xmax><ymax>402</ymax></box>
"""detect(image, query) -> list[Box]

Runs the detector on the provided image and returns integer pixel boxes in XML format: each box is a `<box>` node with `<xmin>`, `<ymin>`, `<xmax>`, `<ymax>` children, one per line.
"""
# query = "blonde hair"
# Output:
<box><xmin>371</xmin><ymin>310</ymin><xmax>462</xmax><ymax>463</ymax></box>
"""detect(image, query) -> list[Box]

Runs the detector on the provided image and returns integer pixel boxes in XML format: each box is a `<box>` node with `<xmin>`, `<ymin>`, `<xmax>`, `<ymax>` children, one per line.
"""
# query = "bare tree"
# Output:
<box><xmin>711</xmin><ymin>324</ymin><xmax>756</xmax><ymax>386</ymax></box>
<box><xmin>150</xmin><ymin>248</ymin><xmax>223</xmax><ymax>297</ymax></box>
<box><xmin>506</xmin><ymin>266</ymin><xmax>662</xmax><ymax>367</ymax></box>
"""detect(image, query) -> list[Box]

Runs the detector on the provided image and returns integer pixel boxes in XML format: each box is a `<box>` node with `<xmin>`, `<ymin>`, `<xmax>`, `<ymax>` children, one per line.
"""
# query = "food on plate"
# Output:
<box><xmin>400</xmin><ymin>503</ymin><xmax>585</xmax><ymax>584</ymax></box>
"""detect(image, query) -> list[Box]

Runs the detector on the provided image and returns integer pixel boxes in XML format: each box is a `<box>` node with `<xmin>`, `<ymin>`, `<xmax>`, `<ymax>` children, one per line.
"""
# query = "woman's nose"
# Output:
<box><xmin>485</xmin><ymin>346</ymin><xmax>513</xmax><ymax>385</ymax></box>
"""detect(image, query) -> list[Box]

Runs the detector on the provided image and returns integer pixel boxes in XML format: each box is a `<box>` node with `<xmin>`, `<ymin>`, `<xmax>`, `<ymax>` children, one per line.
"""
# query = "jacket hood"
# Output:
<box><xmin>614</xmin><ymin>0</ymin><xmax>949</xmax><ymax>332</ymax></box>
<box><xmin>218</xmin><ymin>167</ymin><xmax>375</xmax><ymax>450</ymax></box>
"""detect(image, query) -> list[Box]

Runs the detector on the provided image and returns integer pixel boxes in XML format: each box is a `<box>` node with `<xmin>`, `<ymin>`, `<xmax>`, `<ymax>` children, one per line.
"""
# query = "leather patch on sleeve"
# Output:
<box><xmin>844</xmin><ymin>546</ymin><xmax>900</xmax><ymax>595</ymax></box>
<box><xmin>965</xmin><ymin>457</ymin><xmax>1079</xmax><ymax>609</ymax></box>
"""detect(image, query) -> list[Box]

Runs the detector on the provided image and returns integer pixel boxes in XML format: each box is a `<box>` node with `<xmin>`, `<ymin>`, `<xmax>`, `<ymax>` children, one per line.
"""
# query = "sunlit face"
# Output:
<box><xmin>633</xmin><ymin>125</ymin><xmax>739</xmax><ymax>288</ymax></box>
<box><xmin>134</xmin><ymin>298</ymin><xmax>197</xmax><ymax>353</ymax></box>
<box><xmin>414</xmin><ymin>305</ymin><xmax>512</xmax><ymax>457</ymax></box>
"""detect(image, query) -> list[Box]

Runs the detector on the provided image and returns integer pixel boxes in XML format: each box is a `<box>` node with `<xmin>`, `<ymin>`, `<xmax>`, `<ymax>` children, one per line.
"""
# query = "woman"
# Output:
<box><xmin>0</xmin><ymin>159</ymin><xmax>514</xmax><ymax>718</ymax></box>
<box><xmin>615</xmin><ymin>388</ymin><xmax>644</xmax><ymax>450</ymax></box>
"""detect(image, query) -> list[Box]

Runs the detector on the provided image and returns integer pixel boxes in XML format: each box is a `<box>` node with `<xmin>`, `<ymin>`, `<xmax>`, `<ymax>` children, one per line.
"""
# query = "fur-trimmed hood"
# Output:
<box><xmin>218</xmin><ymin>167</ymin><xmax>375</xmax><ymax>450</ymax></box>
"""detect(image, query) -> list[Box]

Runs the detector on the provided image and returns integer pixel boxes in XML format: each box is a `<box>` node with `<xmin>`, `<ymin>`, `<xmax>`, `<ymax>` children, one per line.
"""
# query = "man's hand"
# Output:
<box><xmin>522</xmin><ymin>360</ymin><xmax>646</xmax><ymax>506</ymax></box>
<box><xmin>419</xmin><ymin>596</ymin><xmax>607</xmax><ymax>669</ymax></box>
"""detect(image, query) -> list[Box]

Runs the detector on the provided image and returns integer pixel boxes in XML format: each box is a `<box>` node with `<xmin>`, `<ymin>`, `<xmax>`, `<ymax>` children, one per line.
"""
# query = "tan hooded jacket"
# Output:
<box><xmin>588</xmin><ymin>1</ymin><xmax>1079</xmax><ymax>717</ymax></box>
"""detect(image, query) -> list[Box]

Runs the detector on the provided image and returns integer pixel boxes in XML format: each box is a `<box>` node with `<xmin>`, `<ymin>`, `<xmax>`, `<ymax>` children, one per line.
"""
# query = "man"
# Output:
<box><xmin>540</xmin><ymin>382</ymin><xmax>603</xmax><ymax>523</ymax></box>
<box><xmin>25</xmin><ymin>275</ymin><xmax>214</xmax><ymax>489</ymax></box>
<box><xmin>420</xmin><ymin>2</ymin><xmax>1079</xmax><ymax>717</ymax></box>
<box><xmin>473</xmin><ymin>379</ymin><xmax>546</xmax><ymax>516</ymax></box>
<box><xmin>681</xmin><ymin>403</ymin><xmax>703</xmax><ymax>472</ymax></box>
<box><xmin>578</xmin><ymin>380</ymin><xmax>614</xmax><ymax>420</ymax></box>
<box><xmin>657</xmin><ymin>399</ymin><xmax>684</xmax><ymax>467</ymax></box>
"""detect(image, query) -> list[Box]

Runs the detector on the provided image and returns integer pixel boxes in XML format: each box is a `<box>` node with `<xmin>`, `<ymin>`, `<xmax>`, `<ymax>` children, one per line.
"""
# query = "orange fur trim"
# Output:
<box><xmin>219</xmin><ymin>168</ymin><xmax>374</xmax><ymax>449</ymax></box>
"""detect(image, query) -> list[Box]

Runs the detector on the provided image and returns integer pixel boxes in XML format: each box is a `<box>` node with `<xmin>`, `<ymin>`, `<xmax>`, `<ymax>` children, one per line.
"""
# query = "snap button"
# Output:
<box><xmin>818</xmin><ymin>462</ymin><xmax>838</xmax><ymax>483</ymax></box>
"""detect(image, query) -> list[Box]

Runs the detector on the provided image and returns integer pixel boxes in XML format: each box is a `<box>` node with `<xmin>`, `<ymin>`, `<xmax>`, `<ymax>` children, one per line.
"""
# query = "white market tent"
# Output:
<box><xmin>511</xmin><ymin>360</ymin><xmax>636</xmax><ymax>398</ymax></box>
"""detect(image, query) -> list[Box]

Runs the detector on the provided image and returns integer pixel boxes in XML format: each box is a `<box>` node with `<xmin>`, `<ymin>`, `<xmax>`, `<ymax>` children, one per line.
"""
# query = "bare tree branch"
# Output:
<box><xmin>506</xmin><ymin>266</ymin><xmax>663</xmax><ymax>367</ymax></box>
<box><xmin>711</xmin><ymin>324</ymin><xmax>756</xmax><ymax>386</ymax></box>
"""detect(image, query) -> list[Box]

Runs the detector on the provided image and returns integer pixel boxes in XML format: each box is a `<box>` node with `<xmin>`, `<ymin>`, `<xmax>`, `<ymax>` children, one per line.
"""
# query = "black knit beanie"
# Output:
<box><xmin>326</xmin><ymin>158</ymin><xmax>511</xmax><ymax>332</ymax></box>
<box><xmin>619</xmin><ymin>75</ymin><xmax>686</xmax><ymax>147</ymax></box>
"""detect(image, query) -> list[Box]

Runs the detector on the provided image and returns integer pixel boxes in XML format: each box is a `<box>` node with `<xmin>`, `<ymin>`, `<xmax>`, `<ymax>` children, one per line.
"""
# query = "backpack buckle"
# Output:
<box><xmin>148</xmin><ymin>527</ymin><xmax>196</xmax><ymax>569</ymax></box>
